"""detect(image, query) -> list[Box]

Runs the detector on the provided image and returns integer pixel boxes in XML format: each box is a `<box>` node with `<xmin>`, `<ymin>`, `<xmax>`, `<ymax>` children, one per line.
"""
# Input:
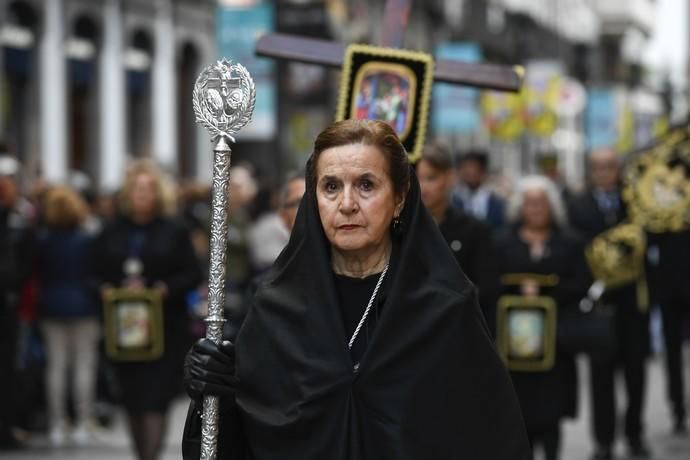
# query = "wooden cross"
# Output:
<box><xmin>256</xmin><ymin>0</ymin><xmax>522</xmax><ymax>92</ymax></box>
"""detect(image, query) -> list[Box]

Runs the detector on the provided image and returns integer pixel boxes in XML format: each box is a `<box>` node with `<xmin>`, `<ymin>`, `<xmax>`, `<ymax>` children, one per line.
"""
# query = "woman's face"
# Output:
<box><xmin>521</xmin><ymin>188</ymin><xmax>552</xmax><ymax>230</ymax></box>
<box><xmin>417</xmin><ymin>159</ymin><xmax>452</xmax><ymax>211</ymax></box>
<box><xmin>129</xmin><ymin>172</ymin><xmax>158</xmax><ymax>220</ymax></box>
<box><xmin>316</xmin><ymin>143</ymin><xmax>403</xmax><ymax>257</ymax></box>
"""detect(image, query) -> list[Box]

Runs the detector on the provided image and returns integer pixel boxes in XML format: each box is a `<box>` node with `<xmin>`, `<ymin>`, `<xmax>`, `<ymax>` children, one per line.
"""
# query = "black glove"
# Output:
<box><xmin>183</xmin><ymin>338</ymin><xmax>238</xmax><ymax>404</ymax></box>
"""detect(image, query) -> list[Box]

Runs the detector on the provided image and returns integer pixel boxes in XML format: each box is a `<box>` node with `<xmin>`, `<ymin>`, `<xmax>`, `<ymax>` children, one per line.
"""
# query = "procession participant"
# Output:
<box><xmin>495</xmin><ymin>175</ymin><xmax>590</xmax><ymax>460</ymax></box>
<box><xmin>247</xmin><ymin>172</ymin><xmax>306</xmax><ymax>274</ymax></box>
<box><xmin>646</xmin><ymin>227</ymin><xmax>690</xmax><ymax>436</ymax></box>
<box><xmin>183</xmin><ymin>119</ymin><xmax>530</xmax><ymax>459</ymax></box>
<box><xmin>0</xmin><ymin>154</ymin><xmax>34</xmax><ymax>450</ymax></box>
<box><xmin>417</xmin><ymin>142</ymin><xmax>499</xmax><ymax>334</ymax></box>
<box><xmin>92</xmin><ymin>160</ymin><xmax>202</xmax><ymax>460</ymax></box>
<box><xmin>450</xmin><ymin>149</ymin><xmax>506</xmax><ymax>230</ymax></box>
<box><xmin>569</xmin><ymin>148</ymin><xmax>651</xmax><ymax>459</ymax></box>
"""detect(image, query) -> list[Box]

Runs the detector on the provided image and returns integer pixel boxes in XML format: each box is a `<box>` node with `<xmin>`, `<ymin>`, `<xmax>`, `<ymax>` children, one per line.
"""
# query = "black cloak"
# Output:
<box><xmin>186</xmin><ymin>168</ymin><xmax>530</xmax><ymax>459</ymax></box>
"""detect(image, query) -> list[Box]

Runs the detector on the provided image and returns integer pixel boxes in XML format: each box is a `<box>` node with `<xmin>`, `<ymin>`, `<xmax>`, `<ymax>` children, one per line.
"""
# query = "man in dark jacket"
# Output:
<box><xmin>450</xmin><ymin>149</ymin><xmax>506</xmax><ymax>230</ymax></box>
<box><xmin>418</xmin><ymin>143</ymin><xmax>499</xmax><ymax>334</ymax></box>
<box><xmin>645</xmin><ymin>229</ymin><xmax>690</xmax><ymax>436</ymax></box>
<box><xmin>0</xmin><ymin>154</ymin><xmax>34</xmax><ymax>450</ymax></box>
<box><xmin>569</xmin><ymin>148</ymin><xmax>650</xmax><ymax>460</ymax></box>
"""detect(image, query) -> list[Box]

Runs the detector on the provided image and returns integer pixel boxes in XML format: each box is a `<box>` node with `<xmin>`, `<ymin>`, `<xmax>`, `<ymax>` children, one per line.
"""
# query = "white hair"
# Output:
<box><xmin>507</xmin><ymin>175</ymin><xmax>568</xmax><ymax>229</ymax></box>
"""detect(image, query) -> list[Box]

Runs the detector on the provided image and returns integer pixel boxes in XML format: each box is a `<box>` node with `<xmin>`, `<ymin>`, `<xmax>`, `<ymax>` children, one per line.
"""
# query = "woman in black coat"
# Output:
<box><xmin>494</xmin><ymin>175</ymin><xmax>591</xmax><ymax>460</ymax></box>
<box><xmin>92</xmin><ymin>160</ymin><xmax>202</xmax><ymax>460</ymax></box>
<box><xmin>182</xmin><ymin>120</ymin><xmax>530</xmax><ymax>459</ymax></box>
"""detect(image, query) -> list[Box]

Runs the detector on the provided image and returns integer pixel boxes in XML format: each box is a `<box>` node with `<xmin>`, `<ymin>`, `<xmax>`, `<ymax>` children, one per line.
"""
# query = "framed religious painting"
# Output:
<box><xmin>496</xmin><ymin>295</ymin><xmax>557</xmax><ymax>372</ymax></box>
<box><xmin>336</xmin><ymin>44</ymin><xmax>434</xmax><ymax>163</ymax></box>
<box><xmin>102</xmin><ymin>288</ymin><xmax>164</xmax><ymax>362</ymax></box>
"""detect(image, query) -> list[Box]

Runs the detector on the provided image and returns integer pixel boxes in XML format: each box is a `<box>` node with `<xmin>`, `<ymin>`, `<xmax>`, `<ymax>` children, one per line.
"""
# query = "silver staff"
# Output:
<box><xmin>192</xmin><ymin>58</ymin><xmax>256</xmax><ymax>460</ymax></box>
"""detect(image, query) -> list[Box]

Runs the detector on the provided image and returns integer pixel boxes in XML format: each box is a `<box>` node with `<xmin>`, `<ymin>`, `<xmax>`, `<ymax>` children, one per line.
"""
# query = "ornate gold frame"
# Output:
<box><xmin>336</xmin><ymin>43</ymin><xmax>434</xmax><ymax>163</ymax></box>
<box><xmin>622</xmin><ymin>123</ymin><xmax>690</xmax><ymax>233</ymax></box>
<box><xmin>102</xmin><ymin>288</ymin><xmax>164</xmax><ymax>362</ymax></box>
<box><xmin>496</xmin><ymin>295</ymin><xmax>557</xmax><ymax>372</ymax></box>
<box><xmin>585</xmin><ymin>223</ymin><xmax>645</xmax><ymax>289</ymax></box>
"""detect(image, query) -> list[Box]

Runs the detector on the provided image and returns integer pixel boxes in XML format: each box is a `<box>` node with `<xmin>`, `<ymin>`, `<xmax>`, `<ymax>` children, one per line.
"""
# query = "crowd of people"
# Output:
<box><xmin>0</xmin><ymin>123</ymin><xmax>689</xmax><ymax>460</ymax></box>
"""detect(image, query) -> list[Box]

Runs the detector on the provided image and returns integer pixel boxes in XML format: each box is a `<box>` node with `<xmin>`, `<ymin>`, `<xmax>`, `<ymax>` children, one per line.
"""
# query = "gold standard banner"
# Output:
<box><xmin>622</xmin><ymin>122</ymin><xmax>690</xmax><ymax>233</ymax></box>
<box><xmin>192</xmin><ymin>59</ymin><xmax>256</xmax><ymax>460</ymax></box>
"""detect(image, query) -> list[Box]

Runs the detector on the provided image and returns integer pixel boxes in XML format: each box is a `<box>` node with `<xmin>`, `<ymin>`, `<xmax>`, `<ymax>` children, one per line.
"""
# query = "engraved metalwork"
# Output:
<box><xmin>193</xmin><ymin>59</ymin><xmax>255</xmax><ymax>460</ymax></box>
<box><xmin>585</xmin><ymin>223</ymin><xmax>645</xmax><ymax>289</ymax></box>
<box><xmin>193</xmin><ymin>58</ymin><xmax>256</xmax><ymax>143</ymax></box>
<box><xmin>622</xmin><ymin>124</ymin><xmax>690</xmax><ymax>233</ymax></box>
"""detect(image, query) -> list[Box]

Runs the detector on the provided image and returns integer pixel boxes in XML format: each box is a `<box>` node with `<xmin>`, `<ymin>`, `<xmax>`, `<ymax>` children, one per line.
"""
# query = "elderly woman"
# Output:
<box><xmin>494</xmin><ymin>176</ymin><xmax>590</xmax><ymax>460</ymax></box>
<box><xmin>92</xmin><ymin>160</ymin><xmax>202</xmax><ymax>460</ymax></box>
<box><xmin>183</xmin><ymin>120</ymin><xmax>529</xmax><ymax>459</ymax></box>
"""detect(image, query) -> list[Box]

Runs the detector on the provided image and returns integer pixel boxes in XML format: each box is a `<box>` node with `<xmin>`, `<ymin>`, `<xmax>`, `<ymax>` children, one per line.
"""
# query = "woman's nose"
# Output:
<box><xmin>340</xmin><ymin>187</ymin><xmax>358</xmax><ymax>214</ymax></box>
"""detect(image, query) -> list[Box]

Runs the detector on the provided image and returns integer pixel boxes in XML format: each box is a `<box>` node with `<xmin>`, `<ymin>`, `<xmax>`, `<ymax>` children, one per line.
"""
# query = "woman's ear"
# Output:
<box><xmin>395</xmin><ymin>187</ymin><xmax>408</xmax><ymax>217</ymax></box>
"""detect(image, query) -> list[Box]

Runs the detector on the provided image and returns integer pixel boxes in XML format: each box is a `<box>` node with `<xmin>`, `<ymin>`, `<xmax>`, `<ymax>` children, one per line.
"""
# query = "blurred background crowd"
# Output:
<box><xmin>0</xmin><ymin>0</ymin><xmax>689</xmax><ymax>460</ymax></box>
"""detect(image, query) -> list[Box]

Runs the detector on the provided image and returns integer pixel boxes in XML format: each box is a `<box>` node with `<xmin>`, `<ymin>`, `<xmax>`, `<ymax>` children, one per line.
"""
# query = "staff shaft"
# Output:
<box><xmin>201</xmin><ymin>136</ymin><xmax>232</xmax><ymax>460</ymax></box>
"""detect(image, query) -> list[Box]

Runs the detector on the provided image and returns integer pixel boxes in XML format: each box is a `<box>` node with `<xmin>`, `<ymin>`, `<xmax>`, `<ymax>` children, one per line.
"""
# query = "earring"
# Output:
<box><xmin>391</xmin><ymin>215</ymin><xmax>403</xmax><ymax>236</ymax></box>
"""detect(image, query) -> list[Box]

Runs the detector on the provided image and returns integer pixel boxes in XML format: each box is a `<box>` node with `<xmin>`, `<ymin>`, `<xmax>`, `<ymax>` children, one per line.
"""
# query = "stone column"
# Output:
<box><xmin>39</xmin><ymin>0</ymin><xmax>67</xmax><ymax>183</ymax></box>
<box><xmin>152</xmin><ymin>0</ymin><xmax>177</xmax><ymax>172</ymax></box>
<box><xmin>99</xmin><ymin>0</ymin><xmax>126</xmax><ymax>191</ymax></box>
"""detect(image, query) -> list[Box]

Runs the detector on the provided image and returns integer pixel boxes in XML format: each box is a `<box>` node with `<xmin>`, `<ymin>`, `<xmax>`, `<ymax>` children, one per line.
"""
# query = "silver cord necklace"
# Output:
<box><xmin>348</xmin><ymin>263</ymin><xmax>389</xmax><ymax>350</ymax></box>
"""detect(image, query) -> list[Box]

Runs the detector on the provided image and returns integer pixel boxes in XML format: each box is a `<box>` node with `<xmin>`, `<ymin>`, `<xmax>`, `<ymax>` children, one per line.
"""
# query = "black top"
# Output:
<box><xmin>334</xmin><ymin>273</ymin><xmax>383</xmax><ymax>364</ymax></box>
<box><xmin>437</xmin><ymin>207</ymin><xmax>499</xmax><ymax>333</ymax></box>
<box><xmin>568</xmin><ymin>187</ymin><xmax>627</xmax><ymax>240</ymax></box>
<box><xmin>186</xmin><ymin>167</ymin><xmax>530</xmax><ymax>460</ymax></box>
<box><xmin>0</xmin><ymin>207</ymin><xmax>34</xmax><ymax>308</ymax></box>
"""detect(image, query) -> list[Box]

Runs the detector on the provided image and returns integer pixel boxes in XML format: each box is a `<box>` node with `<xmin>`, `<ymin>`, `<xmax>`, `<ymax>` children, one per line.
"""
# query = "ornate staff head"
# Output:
<box><xmin>193</xmin><ymin>58</ymin><xmax>256</xmax><ymax>143</ymax></box>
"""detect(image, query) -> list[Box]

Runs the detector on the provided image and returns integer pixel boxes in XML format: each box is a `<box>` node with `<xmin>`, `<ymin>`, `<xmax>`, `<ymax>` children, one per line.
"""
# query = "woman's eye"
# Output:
<box><xmin>324</xmin><ymin>182</ymin><xmax>338</xmax><ymax>193</ymax></box>
<box><xmin>360</xmin><ymin>180</ymin><xmax>373</xmax><ymax>191</ymax></box>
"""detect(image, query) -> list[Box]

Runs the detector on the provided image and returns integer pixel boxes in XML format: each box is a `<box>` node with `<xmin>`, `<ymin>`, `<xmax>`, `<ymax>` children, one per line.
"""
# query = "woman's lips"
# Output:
<box><xmin>338</xmin><ymin>224</ymin><xmax>360</xmax><ymax>230</ymax></box>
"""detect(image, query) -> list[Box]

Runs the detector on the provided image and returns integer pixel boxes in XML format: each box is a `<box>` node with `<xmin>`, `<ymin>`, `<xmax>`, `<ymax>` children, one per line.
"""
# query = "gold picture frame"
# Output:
<box><xmin>496</xmin><ymin>295</ymin><xmax>557</xmax><ymax>372</ymax></box>
<box><xmin>336</xmin><ymin>44</ymin><xmax>434</xmax><ymax>163</ymax></box>
<box><xmin>103</xmin><ymin>288</ymin><xmax>164</xmax><ymax>362</ymax></box>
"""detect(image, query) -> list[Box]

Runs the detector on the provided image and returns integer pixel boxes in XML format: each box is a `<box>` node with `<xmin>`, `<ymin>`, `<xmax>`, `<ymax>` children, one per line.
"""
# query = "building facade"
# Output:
<box><xmin>0</xmin><ymin>0</ymin><xmax>215</xmax><ymax>191</ymax></box>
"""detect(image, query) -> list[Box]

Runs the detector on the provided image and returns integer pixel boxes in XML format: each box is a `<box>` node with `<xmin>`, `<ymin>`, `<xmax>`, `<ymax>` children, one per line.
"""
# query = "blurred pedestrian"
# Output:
<box><xmin>495</xmin><ymin>175</ymin><xmax>590</xmax><ymax>460</ymax></box>
<box><xmin>247</xmin><ymin>172</ymin><xmax>305</xmax><ymax>274</ymax></box>
<box><xmin>450</xmin><ymin>149</ymin><xmax>506</xmax><ymax>230</ymax></box>
<box><xmin>417</xmin><ymin>143</ymin><xmax>499</xmax><ymax>333</ymax></box>
<box><xmin>646</xmin><ymin>232</ymin><xmax>690</xmax><ymax>431</ymax></box>
<box><xmin>569</xmin><ymin>148</ymin><xmax>651</xmax><ymax>459</ymax></box>
<box><xmin>224</xmin><ymin>164</ymin><xmax>257</xmax><ymax>337</ymax></box>
<box><xmin>92</xmin><ymin>160</ymin><xmax>202</xmax><ymax>460</ymax></box>
<box><xmin>536</xmin><ymin>152</ymin><xmax>572</xmax><ymax>203</ymax></box>
<box><xmin>0</xmin><ymin>153</ymin><xmax>35</xmax><ymax>450</ymax></box>
<box><xmin>36</xmin><ymin>186</ymin><xmax>101</xmax><ymax>446</ymax></box>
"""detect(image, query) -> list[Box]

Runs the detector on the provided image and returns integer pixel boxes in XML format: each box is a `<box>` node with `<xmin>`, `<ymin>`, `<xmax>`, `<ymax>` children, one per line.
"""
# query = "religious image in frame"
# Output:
<box><xmin>103</xmin><ymin>288</ymin><xmax>164</xmax><ymax>362</ymax></box>
<box><xmin>496</xmin><ymin>295</ymin><xmax>557</xmax><ymax>372</ymax></box>
<box><xmin>336</xmin><ymin>44</ymin><xmax>434</xmax><ymax>163</ymax></box>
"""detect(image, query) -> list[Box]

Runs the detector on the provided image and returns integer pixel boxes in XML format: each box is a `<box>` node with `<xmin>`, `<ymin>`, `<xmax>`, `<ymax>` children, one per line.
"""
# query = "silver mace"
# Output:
<box><xmin>192</xmin><ymin>58</ymin><xmax>256</xmax><ymax>460</ymax></box>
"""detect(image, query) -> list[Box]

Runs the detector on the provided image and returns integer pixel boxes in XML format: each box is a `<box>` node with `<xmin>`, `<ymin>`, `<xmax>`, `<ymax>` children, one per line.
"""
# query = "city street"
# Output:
<box><xmin>3</xmin><ymin>352</ymin><xmax>689</xmax><ymax>460</ymax></box>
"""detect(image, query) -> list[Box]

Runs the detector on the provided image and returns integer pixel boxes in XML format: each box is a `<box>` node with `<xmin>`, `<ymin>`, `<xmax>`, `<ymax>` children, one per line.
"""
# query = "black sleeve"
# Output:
<box><xmin>555</xmin><ymin>234</ymin><xmax>592</xmax><ymax>308</ymax></box>
<box><xmin>182</xmin><ymin>400</ymin><xmax>248</xmax><ymax>460</ymax></box>
<box><xmin>160</xmin><ymin>222</ymin><xmax>203</xmax><ymax>300</ymax></box>
<box><xmin>89</xmin><ymin>226</ymin><xmax>114</xmax><ymax>290</ymax></box>
<box><xmin>471</xmin><ymin>223</ymin><xmax>500</xmax><ymax>338</ymax></box>
<box><xmin>0</xmin><ymin>226</ymin><xmax>36</xmax><ymax>294</ymax></box>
